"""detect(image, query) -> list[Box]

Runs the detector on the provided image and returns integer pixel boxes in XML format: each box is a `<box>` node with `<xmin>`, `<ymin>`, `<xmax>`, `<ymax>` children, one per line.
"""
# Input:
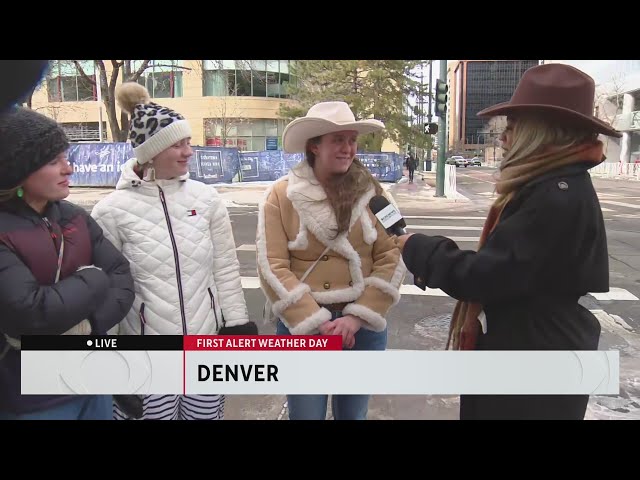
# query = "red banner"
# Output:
<box><xmin>184</xmin><ymin>335</ymin><xmax>342</xmax><ymax>351</ymax></box>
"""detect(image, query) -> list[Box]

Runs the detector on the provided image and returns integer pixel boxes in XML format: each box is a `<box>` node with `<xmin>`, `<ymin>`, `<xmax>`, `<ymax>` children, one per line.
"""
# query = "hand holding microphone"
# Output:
<box><xmin>396</xmin><ymin>233</ymin><xmax>414</xmax><ymax>251</ymax></box>
<box><xmin>368</xmin><ymin>195</ymin><xmax>413</xmax><ymax>248</ymax></box>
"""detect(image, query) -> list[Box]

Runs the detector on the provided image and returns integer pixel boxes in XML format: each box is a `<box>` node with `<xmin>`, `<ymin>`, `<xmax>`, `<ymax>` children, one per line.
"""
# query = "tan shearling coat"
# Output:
<box><xmin>256</xmin><ymin>161</ymin><xmax>405</xmax><ymax>334</ymax></box>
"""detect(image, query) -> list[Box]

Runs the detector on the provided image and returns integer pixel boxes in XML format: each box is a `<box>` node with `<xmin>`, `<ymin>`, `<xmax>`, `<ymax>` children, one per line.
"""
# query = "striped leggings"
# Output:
<box><xmin>114</xmin><ymin>394</ymin><xmax>225</xmax><ymax>420</ymax></box>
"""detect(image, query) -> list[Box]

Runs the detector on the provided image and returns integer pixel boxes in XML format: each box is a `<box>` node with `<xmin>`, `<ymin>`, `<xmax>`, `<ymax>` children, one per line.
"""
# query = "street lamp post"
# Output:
<box><xmin>96</xmin><ymin>63</ymin><xmax>104</xmax><ymax>142</ymax></box>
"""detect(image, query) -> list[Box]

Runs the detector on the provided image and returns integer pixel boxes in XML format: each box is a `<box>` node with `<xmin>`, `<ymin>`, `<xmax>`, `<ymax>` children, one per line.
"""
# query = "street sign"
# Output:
<box><xmin>424</xmin><ymin>122</ymin><xmax>439</xmax><ymax>135</ymax></box>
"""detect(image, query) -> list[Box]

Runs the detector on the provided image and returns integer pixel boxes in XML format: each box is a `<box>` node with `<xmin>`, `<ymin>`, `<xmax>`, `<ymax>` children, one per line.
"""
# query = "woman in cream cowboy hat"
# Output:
<box><xmin>256</xmin><ymin>101</ymin><xmax>405</xmax><ymax>420</ymax></box>
<box><xmin>398</xmin><ymin>63</ymin><xmax>620</xmax><ymax>420</ymax></box>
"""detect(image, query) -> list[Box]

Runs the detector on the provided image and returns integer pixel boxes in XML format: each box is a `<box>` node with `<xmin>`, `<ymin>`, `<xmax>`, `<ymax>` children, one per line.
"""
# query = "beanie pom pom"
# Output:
<box><xmin>116</xmin><ymin>82</ymin><xmax>150</xmax><ymax>114</ymax></box>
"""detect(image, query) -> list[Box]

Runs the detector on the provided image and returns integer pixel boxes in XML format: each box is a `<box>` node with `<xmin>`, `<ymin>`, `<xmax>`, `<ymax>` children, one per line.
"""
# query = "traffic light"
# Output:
<box><xmin>424</xmin><ymin>122</ymin><xmax>438</xmax><ymax>135</ymax></box>
<box><xmin>434</xmin><ymin>79</ymin><xmax>448</xmax><ymax>118</ymax></box>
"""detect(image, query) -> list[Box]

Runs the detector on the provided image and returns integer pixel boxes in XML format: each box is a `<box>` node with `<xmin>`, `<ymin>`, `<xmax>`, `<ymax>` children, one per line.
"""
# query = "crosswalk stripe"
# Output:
<box><xmin>229</xmin><ymin>213</ymin><xmax>493</xmax><ymax>221</ymax></box>
<box><xmin>241</xmin><ymin>277</ymin><xmax>261</xmax><ymax>288</ymax></box>
<box><xmin>440</xmin><ymin>236</ymin><xmax>479</xmax><ymax>242</ymax></box>
<box><xmin>239</xmin><ymin>276</ymin><xmax>637</xmax><ymax>301</ymax></box>
<box><xmin>598</xmin><ymin>194</ymin><xmax>640</xmax><ymax>200</ymax></box>
<box><xmin>399</xmin><ymin>284</ymin><xmax>448</xmax><ymax>296</ymax></box>
<box><xmin>600</xmin><ymin>200</ymin><xmax>640</xmax><ymax>209</ymax></box>
<box><xmin>589</xmin><ymin>288</ymin><xmax>639</xmax><ymax>301</ymax></box>
<box><xmin>406</xmin><ymin>225</ymin><xmax>483</xmax><ymax>231</ymax></box>
<box><xmin>404</xmin><ymin>216</ymin><xmax>486</xmax><ymax>220</ymax></box>
<box><xmin>236</xmin><ymin>234</ymin><xmax>481</xmax><ymax>252</ymax></box>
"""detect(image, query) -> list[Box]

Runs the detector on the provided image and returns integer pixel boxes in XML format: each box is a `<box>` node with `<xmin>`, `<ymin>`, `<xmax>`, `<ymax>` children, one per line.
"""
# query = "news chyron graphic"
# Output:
<box><xmin>21</xmin><ymin>336</ymin><xmax>183</xmax><ymax>395</ymax></box>
<box><xmin>57</xmin><ymin>350</ymin><xmax>152</xmax><ymax>395</ymax></box>
<box><xmin>20</xmin><ymin>335</ymin><xmax>619</xmax><ymax>396</ymax></box>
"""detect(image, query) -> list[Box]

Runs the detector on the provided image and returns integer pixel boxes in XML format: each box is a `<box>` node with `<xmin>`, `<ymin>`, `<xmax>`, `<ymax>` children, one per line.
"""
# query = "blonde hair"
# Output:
<box><xmin>501</xmin><ymin>114</ymin><xmax>598</xmax><ymax>171</ymax></box>
<box><xmin>305</xmin><ymin>136</ymin><xmax>383</xmax><ymax>239</ymax></box>
<box><xmin>492</xmin><ymin>114</ymin><xmax>602</xmax><ymax>206</ymax></box>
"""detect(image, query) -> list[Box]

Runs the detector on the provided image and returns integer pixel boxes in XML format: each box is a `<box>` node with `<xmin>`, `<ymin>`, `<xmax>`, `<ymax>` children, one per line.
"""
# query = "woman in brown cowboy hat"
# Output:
<box><xmin>398</xmin><ymin>63</ymin><xmax>620</xmax><ymax>420</ymax></box>
<box><xmin>256</xmin><ymin>101</ymin><xmax>405</xmax><ymax>420</ymax></box>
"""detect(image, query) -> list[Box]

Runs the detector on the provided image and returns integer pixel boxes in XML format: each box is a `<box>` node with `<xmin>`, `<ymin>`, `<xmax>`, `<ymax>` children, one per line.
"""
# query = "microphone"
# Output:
<box><xmin>368</xmin><ymin>195</ymin><xmax>407</xmax><ymax>236</ymax></box>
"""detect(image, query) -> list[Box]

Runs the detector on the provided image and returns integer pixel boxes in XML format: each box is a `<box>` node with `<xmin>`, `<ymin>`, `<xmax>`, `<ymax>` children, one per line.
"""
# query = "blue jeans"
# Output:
<box><xmin>276</xmin><ymin>312</ymin><xmax>387</xmax><ymax>420</ymax></box>
<box><xmin>0</xmin><ymin>395</ymin><xmax>113</xmax><ymax>420</ymax></box>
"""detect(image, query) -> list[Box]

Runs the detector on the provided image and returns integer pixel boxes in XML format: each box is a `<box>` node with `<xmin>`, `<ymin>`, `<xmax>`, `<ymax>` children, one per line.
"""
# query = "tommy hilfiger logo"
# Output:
<box><xmin>187</xmin><ymin>209</ymin><xmax>197</xmax><ymax>216</ymax></box>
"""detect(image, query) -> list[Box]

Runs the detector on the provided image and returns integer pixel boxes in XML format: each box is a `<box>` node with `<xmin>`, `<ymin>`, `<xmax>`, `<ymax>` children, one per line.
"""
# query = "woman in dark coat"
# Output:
<box><xmin>0</xmin><ymin>107</ymin><xmax>134</xmax><ymax>419</ymax></box>
<box><xmin>398</xmin><ymin>63</ymin><xmax>620</xmax><ymax>420</ymax></box>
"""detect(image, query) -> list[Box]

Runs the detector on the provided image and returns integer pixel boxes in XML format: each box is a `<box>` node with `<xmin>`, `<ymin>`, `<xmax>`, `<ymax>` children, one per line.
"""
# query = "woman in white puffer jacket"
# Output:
<box><xmin>92</xmin><ymin>82</ymin><xmax>256</xmax><ymax>420</ymax></box>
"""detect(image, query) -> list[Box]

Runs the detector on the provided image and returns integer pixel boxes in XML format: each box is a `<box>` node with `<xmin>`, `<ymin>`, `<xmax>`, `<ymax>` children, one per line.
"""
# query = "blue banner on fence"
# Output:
<box><xmin>239</xmin><ymin>154</ymin><xmax>260</xmax><ymax>180</ymax></box>
<box><xmin>188</xmin><ymin>147</ymin><xmax>239</xmax><ymax>184</ymax></box>
<box><xmin>238</xmin><ymin>151</ymin><xmax>305</xmax><ymax>182</ymax></box>
<box><xmin>67</xmin><ymin>143</ymin><xmax>401</xmax><ymax>186</ymax></box>
<box><xmin>356</xmin><ymin>152</ymin><xmax>403</xmax><ymax>182</ymax></box>
<box><xmin>68</xmin><ymin>143</ymin><xmax>134</xmax><ymax>187</ymax></box>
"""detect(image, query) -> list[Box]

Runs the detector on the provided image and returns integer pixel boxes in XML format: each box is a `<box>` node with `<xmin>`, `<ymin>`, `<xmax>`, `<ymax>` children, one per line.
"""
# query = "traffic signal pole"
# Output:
<box><xmin>425</xmin><ymin>60</ymin><xmax>433</xmax><ymax>171</ymax></box>
<box><xmin>435</xmin><ymin>60</ymin><xmax>448</xmax><ymax>198</ymax></box>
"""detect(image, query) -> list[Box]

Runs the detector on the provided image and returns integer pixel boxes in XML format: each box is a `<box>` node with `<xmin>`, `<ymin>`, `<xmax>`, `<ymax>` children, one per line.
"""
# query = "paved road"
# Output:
<box><xmin>69</xmin><ymin>168</ymin><xmax>640</xmax><ymax>419</ymax></box>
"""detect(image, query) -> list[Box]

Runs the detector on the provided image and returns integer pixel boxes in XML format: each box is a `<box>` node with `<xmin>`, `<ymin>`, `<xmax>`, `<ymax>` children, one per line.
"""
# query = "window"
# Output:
<box><xmin>265</xmin><ymin>121</ymin><xmax>278</xmax><ymax>137</ymax></box>
<box><xmin>266</xmin><ymin>71</ymin><xmax>280</xmax><ymax>97</ymax></box>
<box><xmin>237</xmin><ymin>122</ymin><xmax>253</xmax><ymax>137</ymax></box>
<box><xmin>202</xmin><ymin>60</ymin><xmax>295</xmax><ymax>98</ymax></box>
<box><xmin>204</xmin><ymin>71</ymin><xmax>227</xmax><ymax>96</ymax></box>
<box><xmin>203</xmin><ymin>118</ymin><xmax>286</xmax><ymax>151</ymax></box>
<box><xmin>236</xmin><ymin>71</ymin><xmax>252</xmax><ymax>96</ymax></box>
<box><xmin>47</xmin><ymin>60</ymin><xmax>96</xmax><ymax>102</ymax></box>
<box><xmin>463</xmin><ymin>60</ymin><xmax>538</xmax><ymax>144</ymax></box>
<box><xmin>134</xmin><ymin>60</ymin><xmax>183</xmax><ymax>98</ymax></box>
<box><xmin>252</xmin><ymin>70</ymin><xmax>267</xmax><ymax>97</ymax></box>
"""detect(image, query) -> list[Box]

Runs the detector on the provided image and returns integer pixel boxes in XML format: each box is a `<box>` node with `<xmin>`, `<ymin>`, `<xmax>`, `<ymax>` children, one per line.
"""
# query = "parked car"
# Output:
<box><xmin>446</xmin><ymin>155</ymin><xmax>468</xmax><ymax>167</ymax></box>
<box><xmin>469</xmin><ymin>156</ymin><xmax>482</xmax><ymax>166</ymax></box>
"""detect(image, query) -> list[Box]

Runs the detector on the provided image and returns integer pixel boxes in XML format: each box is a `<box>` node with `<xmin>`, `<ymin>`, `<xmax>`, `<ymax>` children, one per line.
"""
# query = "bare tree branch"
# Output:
<box><xmin>72</xmin><ymin>60</ymin><xmax>96</xmax><ymax>86</ymax></box>
<box><xmin>152</xmin><ymin>63</ymin><xmax>192</xmax><ymax>71</ymax></box>
<box><xmin>131</xmin><ymin>60</ymin><xmax>151</xmax><ymax>81</ymax></box>
<box><xmin>204</xmin><ymin>86</ymin><xmax>246</xmax><ymax>148</ymax></box>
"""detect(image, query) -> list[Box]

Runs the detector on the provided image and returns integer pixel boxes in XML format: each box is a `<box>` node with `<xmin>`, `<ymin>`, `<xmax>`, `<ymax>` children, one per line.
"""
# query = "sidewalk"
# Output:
<box><xmin>66</xmin><ymin>187</ymin><xmax>113</xmax><ymax>209</ymax></box>
<box><xmin>66</xmin><ymin>171</ymin><xmax>470</xmax><ymax>212</ymax></box>
<box><xmin>64</xmin><ymin>175</ymin><xmax>470</xmax><ymax>420</ymax></box>
<box><xmin>64</xmin><ymin>177</ymin><xmax>639</xmax><ymax>420</ymax></box>
<box><xmin>388</xmin><ymin>171</ymin><xmax>471</xmax><ymax>211</ymax></box>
